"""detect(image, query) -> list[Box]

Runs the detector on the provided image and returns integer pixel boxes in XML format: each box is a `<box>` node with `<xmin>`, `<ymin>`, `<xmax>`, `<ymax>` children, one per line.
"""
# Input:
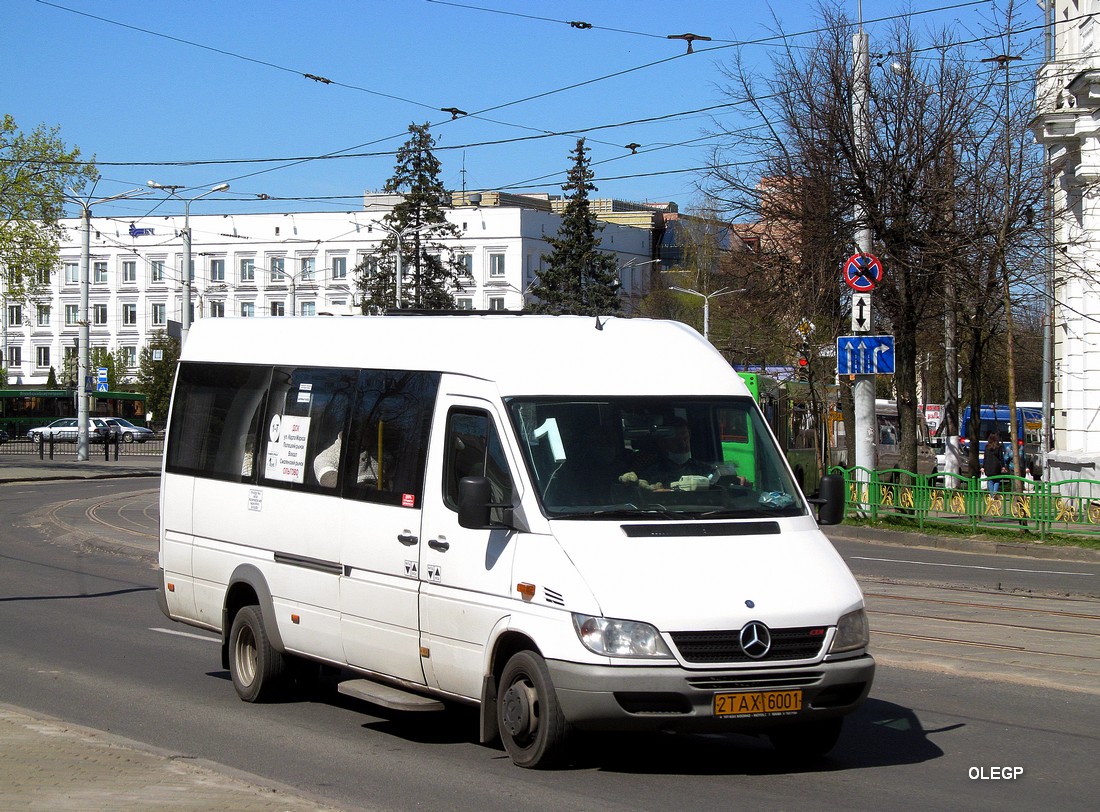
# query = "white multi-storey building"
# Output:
<box><xmin>2</xmin><ymin>194</ymin><xmax>658</xmax><ymax>387</ymax></box>
<box><xmin>1033</xmin><ymin>0</ymin><xmax>1100</xmax><ymax>480</ymax></box>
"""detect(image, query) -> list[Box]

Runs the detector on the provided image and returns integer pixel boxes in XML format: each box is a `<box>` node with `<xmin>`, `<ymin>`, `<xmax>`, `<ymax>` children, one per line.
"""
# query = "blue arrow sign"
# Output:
<box><xmin>837</xmin><ymin>335</ymin><xmax>895</xmax><ymax>375</ymax></box>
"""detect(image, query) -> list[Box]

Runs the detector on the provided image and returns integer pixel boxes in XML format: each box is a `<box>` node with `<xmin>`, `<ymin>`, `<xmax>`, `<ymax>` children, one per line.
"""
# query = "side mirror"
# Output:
<box><xmin>815</xmin><ymin>473</ymin><xmax>846</xmax><ymax>526</ymax></box>
<box><xmin>458</xmin><ymin>476</ymin><xmax>493</xmax><ymax>529</ymax></box>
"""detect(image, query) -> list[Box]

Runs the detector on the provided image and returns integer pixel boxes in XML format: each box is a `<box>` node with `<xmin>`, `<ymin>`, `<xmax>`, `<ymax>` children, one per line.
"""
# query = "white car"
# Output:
<box><xmin>104</xmin><ymin>417</ymin><xmax>155</xmax><ymax>443</ymax></box>
<box><xmin>27</xmin><ymin>417</ymin><xmax>112</xmax><ymax>443</ymax></box>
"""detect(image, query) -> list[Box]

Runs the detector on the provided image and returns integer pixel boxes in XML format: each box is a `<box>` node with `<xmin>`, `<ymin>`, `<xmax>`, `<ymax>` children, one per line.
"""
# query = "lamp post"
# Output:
<box><xmin>372</xmin><ymin>221</ymin><xmax>432</xmax><ymax>309</ymax></box>
<box><xmin>147</xmin><ymin>182</ymin><xmax>230</xmax><ymax>345</ymax></box>
<box><xmin>66</xmin><ymin>187</ymin><xmax>147</xmax><ymax>461</ymax></box>
<box><xmin>669</xmin><ymin>285</ymin><xmax>744</xmax><ymax>341</ymax></box>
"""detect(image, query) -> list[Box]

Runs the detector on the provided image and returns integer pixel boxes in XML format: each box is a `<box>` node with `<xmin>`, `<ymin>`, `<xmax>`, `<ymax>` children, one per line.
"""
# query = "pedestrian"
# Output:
<box><xmin>983</xmin><ymin>431</ymin><xmax>1004</xmax><ymax>492</ymax></box>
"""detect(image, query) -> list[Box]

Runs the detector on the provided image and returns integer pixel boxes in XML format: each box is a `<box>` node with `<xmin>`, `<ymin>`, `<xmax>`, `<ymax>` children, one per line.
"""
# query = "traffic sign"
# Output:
<box><xmin>837</xmin><ymin>335</ymin><xmax>895</xmax><ymax>375</ymax></box>
<box><xmin>96</xmin><ymin>382</ymin><xmax>108</xmax><ymax>392</ymax></box>
<box><xmin>96</xmin><ymin>366</ymin><xmax>108</xmax><ymax>382</ymax></box>
<box><xmin>843</xmin><ymin>253</ymin><xmax>883</xmax><ymax>292</ymax></box>
<box><xmin>851</xmin><ymin>292</ymin><xmax>871</xmax><ymax>332</ymax></box>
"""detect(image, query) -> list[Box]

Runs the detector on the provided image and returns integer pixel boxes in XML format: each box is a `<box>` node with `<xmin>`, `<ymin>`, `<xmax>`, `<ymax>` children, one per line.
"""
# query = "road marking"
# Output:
<box><xmin>850</xmin><ymin>556</ymin><xmax>1096</xmax><ymax>578</ymax></box>
<box><xmin>150</xmin><ymin>627</ymin><xmax>219</xmax><ymax>642</ymax></box>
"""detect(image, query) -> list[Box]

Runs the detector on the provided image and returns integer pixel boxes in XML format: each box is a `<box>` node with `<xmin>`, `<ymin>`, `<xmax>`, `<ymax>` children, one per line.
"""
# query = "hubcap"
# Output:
<box><xmin>501</xmin><ymin>680</ymin><xmax>538</xmax><ymax>738</ymax></box>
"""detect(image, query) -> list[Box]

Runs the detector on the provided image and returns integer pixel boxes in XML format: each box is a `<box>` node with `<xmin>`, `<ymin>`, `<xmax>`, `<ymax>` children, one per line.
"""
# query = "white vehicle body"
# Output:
<box><xmin>157</xmin><ymin>315</ymin><xmax>873</xmax><ymax>768</ymax></box>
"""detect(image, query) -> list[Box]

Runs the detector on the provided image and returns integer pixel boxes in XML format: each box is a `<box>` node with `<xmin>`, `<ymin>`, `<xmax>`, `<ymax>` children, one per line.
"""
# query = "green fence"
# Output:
<box><xmin>832</xmin><ymin>466</ymin><xmax>1100</xmax><ymax>540</ymax></box>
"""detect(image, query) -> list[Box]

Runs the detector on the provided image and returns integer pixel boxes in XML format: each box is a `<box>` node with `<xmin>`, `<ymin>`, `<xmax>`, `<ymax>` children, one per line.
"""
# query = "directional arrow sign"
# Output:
<box><xmin>851</xmin><ymin>293</ymin><xmax>871</xmax><ymax>333</ymax></box>
<box><xmin>836</xmin><ymin>335</ymin><xmax>895</xmax><ymax>375</ymax></box>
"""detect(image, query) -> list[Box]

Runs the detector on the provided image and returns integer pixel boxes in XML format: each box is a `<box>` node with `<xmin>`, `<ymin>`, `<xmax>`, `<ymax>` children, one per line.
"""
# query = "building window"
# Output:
<box><xmin>151</xmin><ymin>260</ymin><xmax>165</xmax><ymax>284</ymax></box>
<box><xmin>186</xmin><ymin>258</ymin><xmax>195</xmax><ymax>283</ymax></box>
<box><xmin>209</xmin><ymin>301</ymin><xmax>225</xmax><ymax>318</ymax></box>
<box><xmin>458</xmin><ymin>254</ymin><xmax>474</xmax><ymax>280</ymax></box>
<box><xmin>239</xmin><ymin>258</ymin><xmax>255</xmax><ymax>284</ymax></box>
<box><xmin>123</xmin><ymin>303</ymin><xmax>137</xmax><ymax>326</ymax></box>
<box><xmin>7</xmin><ymin>305</ymin><xmax>21</xmax><ymax>326</ymax></box>
<box><xmin>37</xmin><ymin>305</ymin><xmax>50</xmax><ymax>327</ymax></box>
<box><xmin>270</xmin><ymin>301</ymin><xmax>285</xmax><ymax>317</ymax></box>
<box><xmin>65</xmin><ymin>304</ymin><xmax>79</xmax><ymax>326</ymax></box>
<box><xmin>7</xmin><ymin>345</ymin><xmax>22</xmax><ymax>367</ymax></box>
<box><xmin>93</xmin><ymin>304</ymin><xmax>108</xmax><ymax>326</ymax></box>
<box><xmin>489</xmin><ymin>253</ymin><xmax>506</xmax><ymax>278</ymax></box>
<box><xmin>36</xmin><ymin>267</ymin><xmax>50</xmax><ymax>285</ymax></box>
<box><xmin>122</xmin><ymin>260</ymin><xmax>137</xmax><ymax>284</ymax></box>
<box><xmin>456</xmin><ymin>298</ymin><xmax>473</xmax><ymax>310</ymax></box>
<box><xmin>240</xmin><ymin>302</ymin><xmax>255</xmax><ymax>318</ymax></box>
<box><xmin>300</xmin><ymin>256</ymin><xmax>315</xmax><ymax>281</ymax></box>
<box><xmin>93</xmin><ymin>261</ymin><xmax>108</xmax><ymax>284</ymax></box>
<box><xmin>64</xmin><ymin>262</ymin><xmax>79</xmax><ymax>284</ymax></box>
<box><xmin>488</xmin><ymin>296</ymin><xmax>505</xmax><ymax>311</ymax></box>
<box><xmin>210</xmin><ymin>258</ymin><xmax>225</xmax><ymax>283</ymax></box>
<box><xmin>124</xmin><ymin>346</ymin><xmax>137</xmax><ymax>368</ymax></box>
<box><xmin>270</xmin><ymin>256</ymin><xmax>285</xmax><ymax>283</ymax></box>
<box><xmin>36</xmin><ymin>346</ymin><xmax>50</xmax><ymax>368</ymax></box>
<box><xmin>152</xmin><ymin>303</ymin><xmax>166</xmax><ymax>326</ymax></box>
<box><xmin>331</xmin><ymin>256</ymin><xmax>347</xmax><ymax>280</ymax></box>
<box><xmin>300</xmin><ymin>301</ymin><xmax>315</xmax><ymax>317</ymax></box>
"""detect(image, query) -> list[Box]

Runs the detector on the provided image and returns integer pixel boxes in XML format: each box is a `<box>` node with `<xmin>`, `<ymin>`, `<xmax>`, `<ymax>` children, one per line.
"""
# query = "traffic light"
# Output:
<box><xmin>797</xmin><ymin>344</ymin><xmax>810</xmax><ymax>380</ymax></box>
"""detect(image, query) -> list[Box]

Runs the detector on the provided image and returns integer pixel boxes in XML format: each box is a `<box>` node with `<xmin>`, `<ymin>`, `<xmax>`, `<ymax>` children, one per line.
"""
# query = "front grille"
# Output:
<box><xmin>670</xmin><ymin>627</ymin><xmax>826</xmax><ymax>664</ymax></box>
<box><xmin>687</xmin><ymin>673</ymin><xmax>824</xmax><ymax>691</ymax></box>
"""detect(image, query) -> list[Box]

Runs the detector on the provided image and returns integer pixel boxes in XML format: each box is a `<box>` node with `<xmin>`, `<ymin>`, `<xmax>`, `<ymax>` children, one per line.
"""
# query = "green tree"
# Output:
<box><xmin>529</xmin><ymin>138</ymin><xmax>622</xmax><ymax>315</ymax></box>
<box><xmin>356</xmin><ymin>123</ymin><xmax>463</xmax><ymax>312</ymax></box>
<box><xmin>45</xmin><ymin>366</ymin><xmax>58</xmax><ymax>388</ymax></box>
<box><xmin>1</xmin><ymin>115</ymin><xmax>97</xmax><ymax>299</ymax></box>
<box><xmin>135</xmin><ymin>332</ymin><xmax>180</xmax><ymax>425</ymax></box>
<box><xmin>89</xmin><ymin>346</ymin><xmax>131</xmax><ymax>390</ymax></box>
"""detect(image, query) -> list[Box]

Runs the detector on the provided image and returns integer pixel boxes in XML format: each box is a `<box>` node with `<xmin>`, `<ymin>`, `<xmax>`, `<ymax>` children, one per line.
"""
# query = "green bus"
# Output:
<box><xmin>736</xmin><ymin>372</ymin><xmax>823</xmax><ymax>496</ymax></box>
<box><xmin>0</xmin><ymin>389</ymin><xmax>147</xmax><ymax>439</ymax></box>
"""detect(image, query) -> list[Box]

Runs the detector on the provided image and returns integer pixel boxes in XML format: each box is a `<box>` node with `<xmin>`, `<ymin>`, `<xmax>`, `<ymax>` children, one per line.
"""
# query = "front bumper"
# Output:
<box><xmin>547</xmin><ymin>654</ymin><xmax>874</xmax><ymax>733</ymax></box>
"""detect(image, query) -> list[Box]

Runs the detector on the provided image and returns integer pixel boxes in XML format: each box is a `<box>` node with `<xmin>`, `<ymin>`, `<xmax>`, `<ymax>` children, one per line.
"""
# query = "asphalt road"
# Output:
<box><xmin>2</xmin><ymin>478</ymin><xmax>1099</xmax><ymax>811</ymax></box>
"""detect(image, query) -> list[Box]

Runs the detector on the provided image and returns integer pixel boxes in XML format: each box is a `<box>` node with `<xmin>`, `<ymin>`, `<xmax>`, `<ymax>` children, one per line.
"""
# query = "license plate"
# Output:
<box><xmin>714</xmin><ymin>690</ymin><xmax>803</xmax><ymax>717</ymax></box>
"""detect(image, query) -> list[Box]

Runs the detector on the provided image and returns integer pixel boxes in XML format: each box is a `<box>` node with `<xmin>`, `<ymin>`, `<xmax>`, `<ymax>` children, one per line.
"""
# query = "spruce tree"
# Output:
<box><xmin>529</xmin><ymin>138</ymin><xmax>621</xmax><ymax>316</ymax></box>
<box><xmin>356</xmin><ymin>123</ymin><xmax>463</xmax><ymax>312</ymax></box>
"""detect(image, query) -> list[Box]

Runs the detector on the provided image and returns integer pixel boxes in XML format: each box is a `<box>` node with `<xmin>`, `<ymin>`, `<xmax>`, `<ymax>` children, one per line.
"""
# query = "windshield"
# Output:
<box><xmin>507</xmin><ymin>397</ymin><xmax>806</xmax><ymax>519</ymax></box>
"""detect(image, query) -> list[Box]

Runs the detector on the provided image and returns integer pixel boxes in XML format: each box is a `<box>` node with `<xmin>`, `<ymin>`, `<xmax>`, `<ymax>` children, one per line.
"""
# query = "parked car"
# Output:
<box><xmin>26</xmin><ymin>417</ymin><xmax>112</xmax><ymax>443</ymax></box>
<box><xmin>104</xmin><ymin>417</ymin><xmax>154</xmax><ymax>443</ymax></box>
<box><xmin>0</xmin><ymin>428</ymin><xmax>9</xmax><ymax>445</ymax></box>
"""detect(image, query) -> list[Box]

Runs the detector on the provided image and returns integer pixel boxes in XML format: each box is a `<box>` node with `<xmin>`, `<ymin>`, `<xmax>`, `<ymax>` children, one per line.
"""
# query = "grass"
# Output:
<box><xmin>841</xmin><ymin>513</ymin><xmax>1100</xmax><ymax>552</ymax></box>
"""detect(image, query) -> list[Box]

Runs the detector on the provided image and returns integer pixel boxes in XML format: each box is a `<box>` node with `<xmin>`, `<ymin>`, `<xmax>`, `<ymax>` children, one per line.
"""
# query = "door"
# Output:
<box><xmin>338</xmin><ymin>369</ymin><xmax>439</xmax><ymax>685</ymax></box>
<box><xmin>418</xmin><ymin>387</ymin><xmax>520</xmax><ymax>699</ymax></box>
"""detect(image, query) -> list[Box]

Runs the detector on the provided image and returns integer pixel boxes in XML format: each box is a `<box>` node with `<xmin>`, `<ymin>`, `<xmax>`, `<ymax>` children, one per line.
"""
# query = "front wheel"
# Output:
<box><xmin>497</xmin><ymin>650</ymin><xmax>570</xmax><ymax>768</ymax></box>
<box><xmin>228</xmin><ymin>605</ymin><xmax>286</xmax><ymax>702</ymax></box>
<box><xmin>122</xmin><ymin>431</ymin><xmax>134</xmax><ymax>443</ymax></box>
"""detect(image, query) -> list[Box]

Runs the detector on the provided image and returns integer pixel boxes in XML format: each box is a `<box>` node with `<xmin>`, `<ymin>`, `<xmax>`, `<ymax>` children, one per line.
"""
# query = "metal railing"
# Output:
<box><xmin>0</xmin><ymin>434</ymin><xmax>164</xmax><ymax>458</ymax></box>
<box><xmin>834</xmin><ymin>466</ymin><xmax>1100</xmax><ymax>539</ymax></box>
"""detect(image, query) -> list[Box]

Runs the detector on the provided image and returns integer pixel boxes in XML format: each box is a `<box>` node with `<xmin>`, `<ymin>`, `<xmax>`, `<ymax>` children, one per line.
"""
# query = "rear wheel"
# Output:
<box><xmin>497</xmin><ymin>650</ymin><xmax>570</xmax><ymax>768</ymax></box>
<box><xmin>768</xmin><ymin>717</ymin><xmax>843</xmax><ymax>760</ymax></box>
<box><xmin>122</xmin><ymin>431</ymin><xmax>134</xmax><ymax>443</ymax></box>
<box><xmin>228</xmin><ymin>605</ymin><xmax>286</xmax><ymax>702</ymax></box>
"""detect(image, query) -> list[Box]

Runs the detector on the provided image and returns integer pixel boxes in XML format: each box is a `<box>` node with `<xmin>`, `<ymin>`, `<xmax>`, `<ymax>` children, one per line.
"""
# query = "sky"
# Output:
<box><xmin>4</xmin><ymin>0</ymin><xmax>1047</xmax><ymax>223</ymax></box>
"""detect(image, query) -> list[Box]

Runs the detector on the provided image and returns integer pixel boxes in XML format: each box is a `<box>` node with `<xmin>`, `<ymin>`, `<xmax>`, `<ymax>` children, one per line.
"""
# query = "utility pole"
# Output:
<box><xmin>852</xmin><ymin>20</ymin><xmax>876</xmax><ymax>490</ymax></box>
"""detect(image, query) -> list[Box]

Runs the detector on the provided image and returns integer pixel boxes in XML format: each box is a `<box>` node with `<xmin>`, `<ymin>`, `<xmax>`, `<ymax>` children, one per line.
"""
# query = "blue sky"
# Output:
<box><xmin>5</xmin><ymin>0</ymin><xmax>1044</xmax><ymax>221</ymax></box>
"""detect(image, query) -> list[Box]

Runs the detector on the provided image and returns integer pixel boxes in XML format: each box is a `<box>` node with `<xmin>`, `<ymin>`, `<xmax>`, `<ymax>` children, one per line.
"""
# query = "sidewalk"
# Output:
<box><xmin>0</xmin><ymin>453</ymin><xmax>162</xmax><ymax>483</ymax></box>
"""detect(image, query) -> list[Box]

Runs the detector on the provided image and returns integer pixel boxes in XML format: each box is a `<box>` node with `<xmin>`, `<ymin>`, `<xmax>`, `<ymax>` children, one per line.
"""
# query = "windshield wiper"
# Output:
<box><xmin>549</xmin><ymin>506</ymin><xmax>682</xmax><ymax>520</ymax></box>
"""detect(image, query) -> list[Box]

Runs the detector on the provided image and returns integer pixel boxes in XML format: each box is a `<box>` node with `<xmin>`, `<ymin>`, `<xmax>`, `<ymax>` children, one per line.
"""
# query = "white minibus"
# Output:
<box><xmin>157</xmin><ymin>314</ymin><xmax>873</xmax><ymax>768</ymax></box>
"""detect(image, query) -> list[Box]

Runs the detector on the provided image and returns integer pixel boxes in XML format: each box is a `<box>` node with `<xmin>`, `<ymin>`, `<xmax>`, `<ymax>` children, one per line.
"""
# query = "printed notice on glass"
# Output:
<box><xmin>265</xmin><ymin>414</ymin><xmax>311</xmax><ymax>484</ymax></box>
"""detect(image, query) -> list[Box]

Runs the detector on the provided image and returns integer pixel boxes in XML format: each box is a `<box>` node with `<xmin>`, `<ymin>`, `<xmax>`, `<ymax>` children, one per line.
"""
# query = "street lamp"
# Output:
<box><xmin>669</xmin><ymin>285</ymin><xmax>745</xmax><ymax>341</ymax></box>
<box><xmin>147</xmin><ymin>181</ymin><xmax>231</xmax><ymax>345</ymax></box>
<box><xmin>373</xmin><ymin>221</ymin><xmax>431</xmax><ymax>309</ymax></box>
<box><xmin>65</xmin><ymin>187</ymin><xmax>147</xmax><ymax>461</ymax></box>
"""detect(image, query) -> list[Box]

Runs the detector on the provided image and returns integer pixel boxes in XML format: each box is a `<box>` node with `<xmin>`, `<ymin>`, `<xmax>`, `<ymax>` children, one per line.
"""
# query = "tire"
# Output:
<box><xmin>768</xmin><ymin>717</ymin><xmax>843</xmax><ymax>760</ymax></box>
<box><xmin>497</xmin><ymin>650</ymin><xmax>570</xmax><ymax>769</ymax></box>
<box><xmin>122</xmin><ymin>431</ymin><xmax>134</xmax><ymax>443</ymax></box>
<box><xmin>228</xmin><ymin>605</ymin><xmax>286</xmax><ymax>702</ymax></box>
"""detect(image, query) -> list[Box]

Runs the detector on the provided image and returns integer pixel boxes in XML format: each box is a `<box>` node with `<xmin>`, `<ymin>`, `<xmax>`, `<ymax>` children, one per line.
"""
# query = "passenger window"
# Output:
<box><xmin>166</xmin><ymin>362</ymin><xmax>270</xmax><ymax>482</ymax></box>
<box><xmin>444</xmin><ymin>409</ymin><xmax>513</xmax><ymax>522</ymax></box>
<box><xmin>344</xmin><ymin>370</ymin><xmax>440</xmax><ymax>508</ymax></box>
<box><xmin>260</xmin><ymin>367</ymin><xmax>356</xmax><ymax>493</ymax></box>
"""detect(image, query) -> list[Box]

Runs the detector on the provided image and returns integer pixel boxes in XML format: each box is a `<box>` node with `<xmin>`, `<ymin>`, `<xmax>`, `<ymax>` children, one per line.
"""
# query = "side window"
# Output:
<box><xmin>444</xmin><ymin>409</ymin><xmax>514</xmax><ymax>522</ymax></box>
<box><xmin>166</xmin><ymin>362</ymin><xmax>271</xmax><ymax>482</ymax></box>
<box><xmin>259</xmin><ymin>367</ymin><xmax>356</xmax><ymax>493</ymax></box>
<box><xmin>344</xmin><ymin>370</ymin><xmax>440</xmax><ymax>508</ymax></box>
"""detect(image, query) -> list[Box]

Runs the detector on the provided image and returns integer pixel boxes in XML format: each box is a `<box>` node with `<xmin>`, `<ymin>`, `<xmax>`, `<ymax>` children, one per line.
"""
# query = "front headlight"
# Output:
<box><xmin>572</xmin><ymin>614</ymin><xmax>674</xmax><ymax>658</ymax></box>
<box><xmin>830</xmin><ymin>609</ymin><xmax>870</xmax><ymax>653</ymax></box>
